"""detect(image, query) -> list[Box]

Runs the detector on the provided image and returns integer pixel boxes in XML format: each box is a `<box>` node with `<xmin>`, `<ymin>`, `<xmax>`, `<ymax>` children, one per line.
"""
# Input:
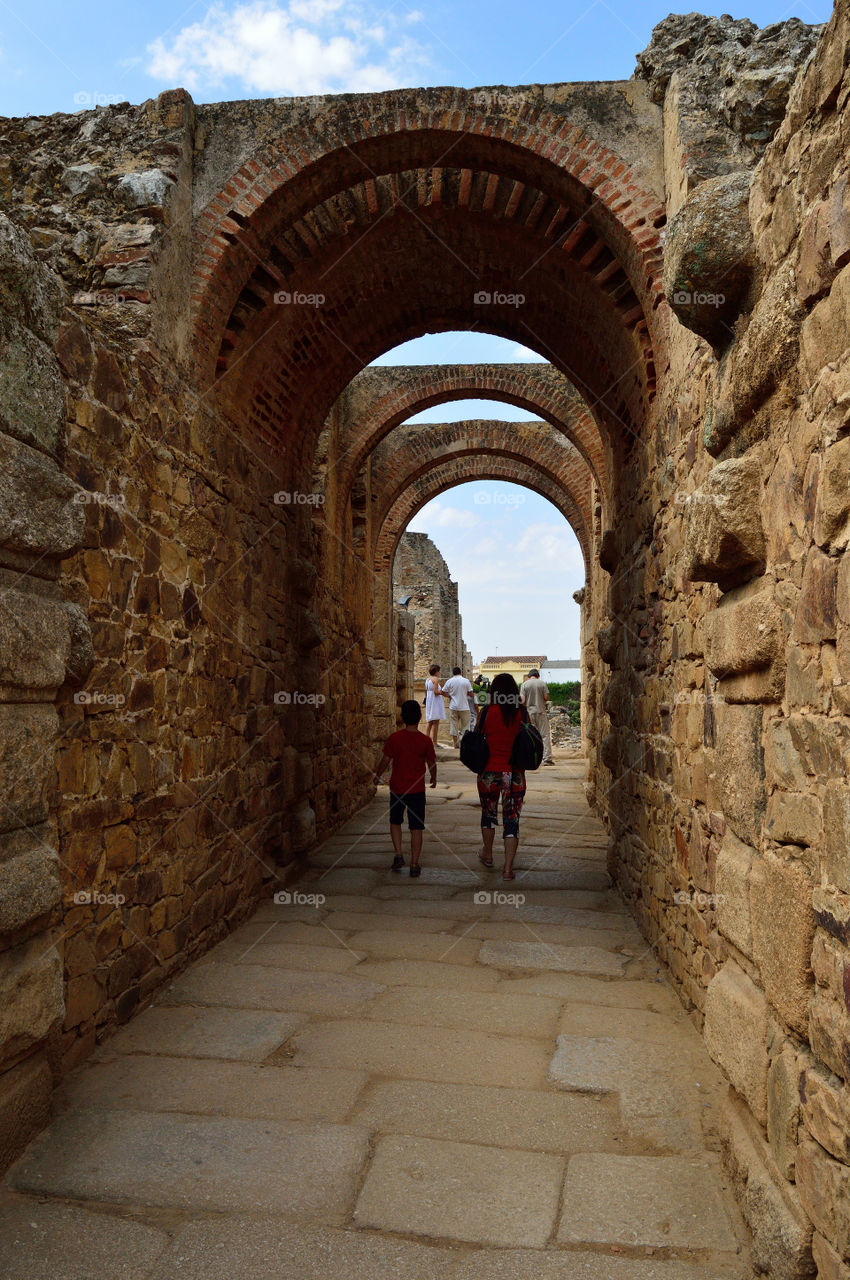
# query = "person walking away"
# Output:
<box><xmin>475</xmin><ymin>673</ymin><xmax>528</xmax><ymax>880</ymax></box>
<box><xmin>521</xmin><ymin>668</ymin><xmax>554</xmax><ymax>765</ymax></box>
<box><xmin>375</xmin><ymin>699</ymin><xmax>437</xmax><ymax>877</ymax></box>
<box><xmin>424</xmin><ymin>663</ymin><xmax>446</xmax><ymax>746</ymax></box>
<box><xmin>441</xmin><ymin>666</ymin><xmax>474</xmax><ymax>748</ymax></box>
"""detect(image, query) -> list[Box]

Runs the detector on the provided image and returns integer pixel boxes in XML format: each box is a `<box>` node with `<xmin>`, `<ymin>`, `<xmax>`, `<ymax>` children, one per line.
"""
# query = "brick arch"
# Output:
<box><xmin>373</xmin><ymin>455</ymin><xmax>591</xmax><ymax>577</ymax></box>
<box><xmin>199</xmin><ymin>207</ymin><xmax>653</xmax><ymax>487</ymax></box>
<box><xmin>192</xmin><ymin>89</ymin><xmax>666</xmax><ymax>380</ymax></box>
<box><xmin>325</xmin><ymin>363</ymin><xmax>608</xmax><ymax>540</ymax></box>
<box><xmin>367</xmin><ymin>419</ymin><xmax>592</xmax><ymax>546</ymax></box>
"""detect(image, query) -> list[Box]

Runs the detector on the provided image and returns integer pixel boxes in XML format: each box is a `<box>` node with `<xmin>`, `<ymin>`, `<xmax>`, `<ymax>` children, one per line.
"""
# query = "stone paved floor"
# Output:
<box><xmin>1</xmin><ymin>756</ymin><xmax>753</xmax><ymax>1278</ymax></box>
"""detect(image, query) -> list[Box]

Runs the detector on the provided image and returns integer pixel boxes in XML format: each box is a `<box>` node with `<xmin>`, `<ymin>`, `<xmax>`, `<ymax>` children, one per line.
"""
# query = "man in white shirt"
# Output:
<box><xmin>520</xmin><ymin>669</ymin><xmax>554</xmax><ymax>765</ymax></box>
<box><xmin>441</xmin><ymin>667</ymin><xmax>474</xmax><ymax>748</ymax></box>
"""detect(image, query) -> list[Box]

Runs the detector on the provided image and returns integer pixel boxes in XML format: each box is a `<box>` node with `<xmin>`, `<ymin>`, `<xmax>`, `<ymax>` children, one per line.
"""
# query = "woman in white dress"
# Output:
<box><xmin>424</xmin><ymin>663</ymin><xmax>446</xmax><ymax>746</ymax></box>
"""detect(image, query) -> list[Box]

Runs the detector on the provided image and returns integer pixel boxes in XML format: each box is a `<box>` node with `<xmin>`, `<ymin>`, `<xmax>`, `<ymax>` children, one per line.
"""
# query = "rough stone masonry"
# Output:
<box><xmin>0</xmin><ymin>6</ymin><xmax>848</xmax><ymax>1276</ymax></box>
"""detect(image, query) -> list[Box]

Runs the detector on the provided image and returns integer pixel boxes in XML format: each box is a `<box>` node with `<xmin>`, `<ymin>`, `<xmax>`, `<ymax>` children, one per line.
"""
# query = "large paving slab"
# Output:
<box><xmin>479</xmin><ymin>939</ymin><xmax>629</xmax><ymax>976</ymax></box>
<box><xmin>60</xmin><ymin>1056</ymin><xmax>367</xmax><ymax>1123</ymax></box>
<box><xmin>291</xmin><ymin>1019</ymin><xmax>551</xmax><ymax>1088</ymax></box>
<box><xmin>9</xmin><ymin>1110</ymin><xmax>369</xmax><ymax>1217</ymax></box>
<box><xmin>158</xmin><ymin>960</ymin><xmax>385</xmax><ymax>1015</ymax></box>
<box><xmin>352</xmin><ymin>957</ymin><xmax>502</xmax><ymax>991</ymax></box>
<box><xmin>352</xmin><ymin>1078</ymin><xmax>622</xmax><ymax>1154</ymax></box>
<box><xmin>557</xmin><ymin>1154</ymin><xmax>740</xmax><ymax>1251</ymax></box>
<box><xmin>105</xmin><ymin>1005</ymin><xmax>304</xmax><ymax>1061</ymax></box>
<box><xmin>0</xmin><ymin>1193</ymin><xmax>169</xmax><ymax>1280</ymax></box>
<box><xmin>364</xmin><ymin>985</ymin><xmax>561</xmax><ymax>1038</ymax></box>
<box><xmin>344</xmin><ymin>929</ymin><xmax>482</xmax><ymax>963</ymax></box>
<box><xmin>354</xmin><ymin>1134</ymin><xmax>564</xmax><ymax>1247</ymax></box>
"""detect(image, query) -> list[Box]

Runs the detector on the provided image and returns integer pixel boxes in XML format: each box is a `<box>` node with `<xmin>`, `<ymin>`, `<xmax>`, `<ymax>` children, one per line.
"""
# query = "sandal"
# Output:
<box><xmin>502</xmin><ymin>870</ymin><xmax>516</xmax><ymax>881</ymax></box>
<box><xmin>391</xmin><ymin>855</ymin><xmax>405</xmax><ymax>872</ymax></box>
<box><xmin>409</xmin><ymin>864</ymin><xmax>422</xmax><ymax>878</ymax></box>
<box><xmin>478</xmin><ymin>850</ymin><xmax>494</xmax><ymax>869</ymax></box>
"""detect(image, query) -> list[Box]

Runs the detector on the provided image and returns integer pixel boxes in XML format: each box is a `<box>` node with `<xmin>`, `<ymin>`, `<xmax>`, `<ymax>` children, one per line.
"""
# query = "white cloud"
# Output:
<box><xmin>506</xmin><ymin>343</ymin><xmax>547</xmax><ymax>362</ymax></box>
<box><xmin>408</xmin><ymin>501</ymin><xmax>479</xmax><ymax>532</ymax></box>
<box><xmin>147</xmin><ymin>0</ymin><xmax>427</xmax><ymax>96</ymax></box>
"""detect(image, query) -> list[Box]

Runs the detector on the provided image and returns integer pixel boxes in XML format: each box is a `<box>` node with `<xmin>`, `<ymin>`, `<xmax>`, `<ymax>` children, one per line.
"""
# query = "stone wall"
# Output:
<box><xmin>393</xmin><ymin>533</ymin><xmax>468</xmax><ymax>680</ymax></box>
<box><xmin>589</xmin><ymin>7</ymin><xmax>850</xmax><ymax>1275</ymax></box>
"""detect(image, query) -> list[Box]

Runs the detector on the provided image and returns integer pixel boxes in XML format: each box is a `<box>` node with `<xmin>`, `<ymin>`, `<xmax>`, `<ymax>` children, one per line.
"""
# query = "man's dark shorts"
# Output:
<box><xmin>389</xmin><ymin>791</ymin><xmax>426</xmax><ymax>830</ymax></box>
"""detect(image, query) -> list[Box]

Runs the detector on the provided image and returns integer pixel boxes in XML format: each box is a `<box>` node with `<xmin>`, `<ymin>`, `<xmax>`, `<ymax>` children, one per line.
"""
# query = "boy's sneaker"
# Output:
<box><xmin>391</xmin><ymin>855</ymin><xmax>405</xmax><ymax>872</ymax></box>
<box><xmin>409</xmin><ymin>864</ymin><xmax>422</xmax><ymax>878</ymax></box>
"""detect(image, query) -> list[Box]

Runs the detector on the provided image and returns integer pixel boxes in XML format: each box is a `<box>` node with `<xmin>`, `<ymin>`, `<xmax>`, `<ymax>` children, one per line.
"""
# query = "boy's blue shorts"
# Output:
<box><xmin>389</xmin><ymin>791</ymin><xmax>426</xmax><ymax>830</ymax></box>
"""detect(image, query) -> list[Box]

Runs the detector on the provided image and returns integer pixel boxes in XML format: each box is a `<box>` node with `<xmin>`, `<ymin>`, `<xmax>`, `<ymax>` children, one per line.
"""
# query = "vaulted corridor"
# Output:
<box><xmin>2</xmin><ymin>756</ymin><xmax>751</xmax><ymax>1278</ymax></box>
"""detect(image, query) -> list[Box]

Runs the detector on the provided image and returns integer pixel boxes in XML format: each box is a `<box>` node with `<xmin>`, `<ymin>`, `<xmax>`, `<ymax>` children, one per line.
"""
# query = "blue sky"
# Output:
<box><xmin>2</xmin><ymin>0</ymin><xmax>831</xmax><ymax>660</ymax></box>
<box><xmin>0</xmin><ymin>0</ymin><xmax>831</xmax><ymax>117</ymax></box>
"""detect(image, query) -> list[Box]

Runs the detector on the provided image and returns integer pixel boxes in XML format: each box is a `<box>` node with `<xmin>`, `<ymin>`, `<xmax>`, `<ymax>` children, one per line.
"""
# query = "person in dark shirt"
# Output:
<box><xmin>375</xmin><ymin>699</ymin><xmax>437</xmax><ymax>878</ymax></box>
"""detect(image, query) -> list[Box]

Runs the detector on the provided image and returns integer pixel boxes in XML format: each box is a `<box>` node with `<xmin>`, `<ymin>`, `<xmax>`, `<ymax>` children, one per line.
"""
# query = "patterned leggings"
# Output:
<box><xmin>478</xmin><ymin>770</ymin><xmax>527</xmax><ymax>838</ymax></box>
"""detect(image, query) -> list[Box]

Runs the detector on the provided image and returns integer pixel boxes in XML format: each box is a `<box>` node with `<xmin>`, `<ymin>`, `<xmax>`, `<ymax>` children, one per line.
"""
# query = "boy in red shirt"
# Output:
<box><xmin>375</xmin><ymin>699</ymin><xmax>437</xmax><ymax>877</ymax></box>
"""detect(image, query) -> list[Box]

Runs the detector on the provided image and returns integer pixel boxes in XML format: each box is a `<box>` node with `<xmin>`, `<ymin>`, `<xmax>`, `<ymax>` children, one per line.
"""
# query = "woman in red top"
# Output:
<box><xmin>475</xmin><ymin>673</ymin><xmax>527</xmax><ymax>880</ymax></box>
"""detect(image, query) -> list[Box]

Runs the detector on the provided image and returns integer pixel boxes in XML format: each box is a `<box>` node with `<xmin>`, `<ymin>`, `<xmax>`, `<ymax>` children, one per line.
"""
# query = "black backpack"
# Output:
<box><xmin>510</xmin><ymin>717</ymin><xmax>544</xmax><ymax>771</ymax></box>
<box><xmin>459</xmin><ymin>705</ymin><xmax>491</xmax><ymax>774</ymax></box>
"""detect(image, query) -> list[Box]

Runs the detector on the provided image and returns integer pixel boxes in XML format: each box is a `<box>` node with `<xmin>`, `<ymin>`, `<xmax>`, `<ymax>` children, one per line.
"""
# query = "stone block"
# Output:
<box><xmin>812</xmin><ymin>887</ymin><xmax>850</xmax><ymax>947</ymax></box>
<box><xmin>0</xmin><ymin>213</ymin><xmax>65</xmax><ymax>344</ymax></box>
<box><xmin>663</xmin><ymin>171</ymin><xmax>754</xmax><ymax>348</ymax></box>
<box><xmin>0</xmin><ymin>938</ymin><xmax>63</xmax><ymax>1067</ymax></box>
<box><xmin>767</xmin><ymin>1045</ymin><xmax>801</xmax><ymax>1182</ymax></box>
<box><xmin>793</xmin><ymin>548</ymin><xmax>837</xmax><ymax>643</ymax></box>
<box><xmin>715</xmin><ymin>829</ymin><xmax>755</xmax><ymax>958</ymax></box>
<box><xmin>766</xmin><ymin>719</ymin><xmax>808</xmax><ymax>790</ymax></box>
<box><xmin>0</xmin><ymin>704</ymin><xmax>58</xmax><ymax>833</ymax></box>
<box><xmin>704</xmin><ymin>961</ymin><xmax>769</xmax><ymax>1123</ymax></box>
<box><xmin>0</xmin><ymin>828</ymin><xmax>60</xmax><ymax>936</ymax></box>
<box><xmin>809</xmin><ymin>990</ymin><xmax>850</xmax><ymax>1081</ymax></box>
<box><xmin>765</xmin><ymin>791</ymin><xmax>822</xmax><ymax>847</ymax></box>
<box><xmin>703</xmin><ymin>585</ymin><xmax>784</xmax><ymax>701</ymax></box>
<box><xmin>751</xmin><ymin>853</ymin><xmax>815</xmax><ymax>1036</ymax></box>
<box><xmin>801</xmin><ymin>1060</ymin><xmax>850</xmax><ymax>1163</ymax></box>
<box><xmin>0</xmin><ymin>312</ymin><xmax>65</xmax><ymax>456</ymax></box>
<box><xmin>0</xmin><ymin>1052</ymin><xmax>52</xmax><ymax>1176</ymax></box>
<box><xmin>0</xmin><ymin>589</ymin><xmax>71</xmax><ymax>689</ymax></box>
<box><xmin>796</xmin><ymin>1138</ymin><xmax>850</xmax><ymax>1260</ymax></box>
<box><xmin>720</xmin><ymin>1094</ymin><xmax>815</xmax><ymax>1280</ymax></box>
<box><xmin>714</xmin><ymin>701</ymin><xmax>765</xmax><ymax>845</ymax></box>
<box><xmin>823</xmin><ymin>781</ymin><xmax>850</xmax><ymax>892</ymax></box>
<box><xmin>813</xmin><ymin>1232</ymin><xmax>850</xmax><ymax>1280</ymax></box>
<box><xmin>681</xmin><ymin>456</ymin><xmax>766</xmax><ymax>591</ymax></box>
<box><xmin>729</xmin><ymin>263</ymin><xmax>803</xmax><ymax>418</ymax></box>
<box><xmin>800</xmin><ymin>262</ymin><xmax>850</xmax><ymax>386</ymax></box>
<box><xmin>815</xmin><ymin>437</ymin><xmax>850</xmax><ymax>551</ymax></box>
<box><xmin>0</xmin><ymin>430</ymin><xmax>85</xmax><ymax>557</ymax></box>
